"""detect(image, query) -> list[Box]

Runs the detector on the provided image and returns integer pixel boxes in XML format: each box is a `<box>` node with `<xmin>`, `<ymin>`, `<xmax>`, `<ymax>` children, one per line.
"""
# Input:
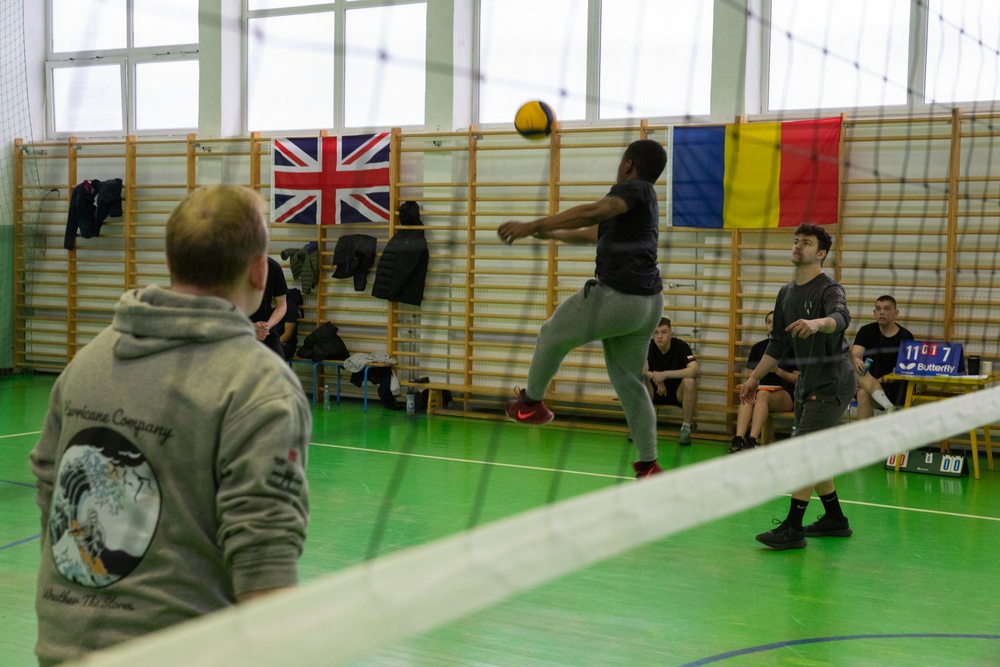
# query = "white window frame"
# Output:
<box><xmin>760</xmin><ymin>0</ymin><xmax>914</xmax><ymax>116</ymax></box>
<box><xmin>243</xmin><ymin>0</ymin><xmax>429</xmax><ymax>135</ymax></box>
<box><xmin>759</xmin><ymin>0</ymin><xmax>1000</xmax><ymax>118</ymax></box>
<box><xmin>46</xmin><ymin>59</ymin><xmax>129</xmax><ymax>137</ymax></box>
<box><xmin>130</xmin><ymin>55</ymin><xmax>202</xmax><ymax>134</ymax></box>
<box><xmin>474</xmin><ymin>0</ymin><xmax>716</xmax><ymax>130</ymax></box>
<box><xmin>45</xmin><ymin>0</ymin><xmax>199</xmax><ymax>139</ymax></box>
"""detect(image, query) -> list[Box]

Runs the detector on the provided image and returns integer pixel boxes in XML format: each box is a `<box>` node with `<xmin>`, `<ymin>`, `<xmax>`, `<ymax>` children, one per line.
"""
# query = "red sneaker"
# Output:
<box><xmin>632</xmin><ymin>461</ymin><xmax>663</xmax><ymax>479</ymax></box>
<box><xmin>504</xmin><ymin>388</ymin><xmax>554</xmax><ymax>425</ymax></box>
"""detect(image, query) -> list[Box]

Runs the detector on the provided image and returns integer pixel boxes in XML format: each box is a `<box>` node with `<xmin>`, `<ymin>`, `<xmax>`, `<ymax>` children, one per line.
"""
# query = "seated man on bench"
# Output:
<box><xmin>730</xmin><ymin>311</ymin><xmax>799</xmax><ymax>454</ymax></box>
<box><xmin>644</xmin><ymin>317</ymin><xmax>700</xmax><ymax>446</ymax></box>
<box><xmin>851</xmin><ymin>295</ymin><xmax>913</xmax><ymax>419</ymax></box>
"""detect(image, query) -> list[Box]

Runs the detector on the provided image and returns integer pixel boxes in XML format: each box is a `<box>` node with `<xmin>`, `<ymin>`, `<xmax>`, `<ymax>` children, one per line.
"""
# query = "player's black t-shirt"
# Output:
<box><xmin>595</xmin><ymin>179</ymin><xmax>662</xmax><ymax>296</ymax></box>
<box><xmin>648</xmin><ymin>338</ymin><xmax>696</xmax><ymax>375</ymax></box>
<box><xmin>765</xmin><ymin>272</ymin><xmax>853</xmax><ymax>401</ymax></box>
<box><xmin>746</xmin><ymin>339</ymin><xmax>797</xmax><ymax>396</ymax></box>
<box><xmin>250</xmin><ymin>257</ymin><xmax>288</xmax><ymax>324</ymax></box>
<box><xmin>853</xmin><ymin>322</ymin><xmax>914</xmax><ymax>379</ymax></box>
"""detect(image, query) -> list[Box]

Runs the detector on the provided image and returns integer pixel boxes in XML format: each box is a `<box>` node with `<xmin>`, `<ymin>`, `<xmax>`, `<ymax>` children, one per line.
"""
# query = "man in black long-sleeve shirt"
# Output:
<box><xmin>740</xmin><ymin>223</ymin><xmax>857</xmax><ymax>550</ymax></box>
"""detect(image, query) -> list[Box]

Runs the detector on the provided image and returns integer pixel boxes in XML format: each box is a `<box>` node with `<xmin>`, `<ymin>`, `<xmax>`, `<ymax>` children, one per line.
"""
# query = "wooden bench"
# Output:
<box><xmin>288</xmin><ymin>358</ymin><xmax>392</xmax><ymax>412</ymax></box>
<box><xmin>761</xmin><ymin>411</ymin><xmax>796</xmax><ymax>443</ymax></box>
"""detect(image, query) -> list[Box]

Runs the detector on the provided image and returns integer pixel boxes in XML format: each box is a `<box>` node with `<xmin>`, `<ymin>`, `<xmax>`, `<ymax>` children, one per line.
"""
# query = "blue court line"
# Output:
<box><xmin>1</xmin><ymin>478</ymin><xmax>41</xmax><ymax>550</ymax></box>
<box><xmin>0</xmin><ymin>533</ymin><xmax>40</xmax><ymax>551</ymax></box>
<box><xmin>1</xmin><ymin>479</ymin><xmax>38</xmax><ymax>489</ymax></box>
<box><xmin>680</xmin><ymin>633</ymin><xmax>1000</xmax><ymax>666</ymax></box>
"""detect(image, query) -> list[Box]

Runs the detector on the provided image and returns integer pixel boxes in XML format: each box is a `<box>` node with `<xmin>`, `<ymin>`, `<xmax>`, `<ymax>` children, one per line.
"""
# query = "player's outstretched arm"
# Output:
<box><xmin>785</xmin><ymin>317</ymin><xmax>838</xmax><ymax>338</ymax></box>
<box><xmin>497</xmin><ymin>196</ymin><xmax>626</xmax><ymax>244</ymax></box>
<box><xmin>538</xmin><ymin>226</ymin><xmax>599</xmax><ymax>244</ymax></box>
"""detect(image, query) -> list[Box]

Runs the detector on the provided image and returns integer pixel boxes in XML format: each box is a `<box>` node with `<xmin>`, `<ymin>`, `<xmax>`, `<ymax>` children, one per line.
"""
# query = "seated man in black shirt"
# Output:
<box><xmin>249</xmin><ymin>256</ymin><xmax>288</xmax><ymax>359</ymax></box>
<box><xmin>730</xmin><ymin>311</ymin><xmax>799</xmax><ymax>453</ymax></box>
<box><xmin>644</xmin><ymin>317</ymin><xmax>700</xmax><ymax>445</ymax></box>
<box><xmin>851</xmin><ymin>295</ymin><xmax>914</xmax><ymax>419</ymax></box>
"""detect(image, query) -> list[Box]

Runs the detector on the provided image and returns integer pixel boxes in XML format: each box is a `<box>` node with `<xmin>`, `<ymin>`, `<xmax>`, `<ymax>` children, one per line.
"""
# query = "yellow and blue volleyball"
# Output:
<box><xmin>514</xmin><ymin>100</ymin><xmax>556</xmax><ymax>140</ymax></box>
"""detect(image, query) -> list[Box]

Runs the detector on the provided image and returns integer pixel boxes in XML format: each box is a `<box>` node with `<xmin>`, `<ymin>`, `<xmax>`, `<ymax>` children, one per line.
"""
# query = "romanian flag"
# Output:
<box><xmin>671</xmin><ymin>118</ymin><xmax>842</xmax><ymax>228</ymax></box>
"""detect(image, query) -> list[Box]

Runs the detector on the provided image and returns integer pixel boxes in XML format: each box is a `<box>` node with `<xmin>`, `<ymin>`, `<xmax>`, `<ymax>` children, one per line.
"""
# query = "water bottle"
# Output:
<box><xmin>323</xmin><ymin>384</ymin><xmax>331</xmax><ymax>409</ymax></box>
<box><xmin>405</xmin><ymin>392</ymin><xmax>415</xmax><ymax>415</ymax></box>
<box><xmin>862</xmin><ymin>358</ymin><xmax>873</xmax><ymax>375</ymax></box>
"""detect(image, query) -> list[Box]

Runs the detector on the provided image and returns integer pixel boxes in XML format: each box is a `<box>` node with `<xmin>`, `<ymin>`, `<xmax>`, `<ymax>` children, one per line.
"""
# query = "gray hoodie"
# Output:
<box><xmin>30</xmin><ymin>285</ymin><xmax>311</xmax><ymax>666</ymax></box>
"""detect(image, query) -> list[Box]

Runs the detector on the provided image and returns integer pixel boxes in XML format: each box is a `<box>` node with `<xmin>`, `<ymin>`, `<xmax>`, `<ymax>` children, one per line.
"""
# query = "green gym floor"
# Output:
<box><xmin>2</xmin><ymin>374</ymin><xmax>999</xmax><ymax>666</ymax></box>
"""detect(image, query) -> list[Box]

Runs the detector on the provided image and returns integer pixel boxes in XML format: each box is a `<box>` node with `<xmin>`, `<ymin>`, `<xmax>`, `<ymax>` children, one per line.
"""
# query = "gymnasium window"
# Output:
<box><xmin>46</xmin><ymin>0</ymin><xmax>199</xmax><ymax>137</ymax></box>
<box><xmin>477</xmin><ymin>0</ymin><xmax>714</xmax><ymax>125</ymax></box>
<box><xmin>245</xmin><ymin>1</ymin><xmax>427</xmax><ymax>132</ymax></box>
<box><xmin>477</xmin><ymin>0</ymin><xmax>588</xmax><ymax>125</ymax></box>
<box><xmin>766</xmin><ymin>0</ymin><xmax>911</xmax><ymax>111</ymax></box>
<box><xmin>599</xmin><ymin>0</ymin><xmax>713</xmax><ymax>120</ymax></box>
<box><xmin>924</xmin><ymin>0</ymin><xmax>1000</xmax><ymax>106</ymax></box>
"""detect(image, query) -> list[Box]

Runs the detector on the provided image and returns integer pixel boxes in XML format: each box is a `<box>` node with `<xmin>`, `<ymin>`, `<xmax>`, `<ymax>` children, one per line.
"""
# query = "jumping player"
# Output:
<box><xmin>497</xmin><ymin>139</ymin><xmax>668</xmax><ymax>479</ymax></box>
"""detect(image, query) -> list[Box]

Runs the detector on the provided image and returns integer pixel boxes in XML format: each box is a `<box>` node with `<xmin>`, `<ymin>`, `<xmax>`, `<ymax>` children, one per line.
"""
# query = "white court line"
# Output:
<box><xmin>309</xmin><ymin>441</ymin><xmax>625</xmax><ymax>480</ymax></box>
<box><xmin>838</xmin><ymin>498</ymin><xmax>1000</xmax><ymax>522</ymax></box>
<box><xmin>0</xmin><ymin>430</ymin><xmax>42</xmax><ymax>440</ymax></box>
<box><xmin>311</xmin><ymin>441</ymin><xmax>1000</xmax><ymax>523</ymax></box>
<box><xmin>6</xmin><ymin>434</ymin><xmax>995</xmax><ymax>522</ymax></box>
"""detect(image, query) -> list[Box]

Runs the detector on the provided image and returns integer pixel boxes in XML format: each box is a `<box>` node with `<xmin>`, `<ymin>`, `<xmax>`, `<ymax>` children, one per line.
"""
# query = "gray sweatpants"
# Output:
<box><xmin>526</xmin><ymin>281</ymin><xmax>664</xmax><ymax>461</ymax></box>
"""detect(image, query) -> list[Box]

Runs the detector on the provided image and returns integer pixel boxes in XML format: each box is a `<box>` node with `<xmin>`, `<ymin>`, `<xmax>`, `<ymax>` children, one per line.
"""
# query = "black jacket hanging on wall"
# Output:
<box><xmin>371</xmin><ymin>230</ymin><xmax>429</xmax><ymax>305</ymax></box>
<box><xmin>64</xmin><ymin>178</ymin><xmax>124</xmax><ymax>250</ymax></box>
<box><xmin>372</xmin><ymin>201</ymin><xmax>429</xmax><ymax>306</ymax></box>
<box><xmin>331</xmin><ymin>234</ymin><xmax>378</xmax><ymax>291</ymax></box>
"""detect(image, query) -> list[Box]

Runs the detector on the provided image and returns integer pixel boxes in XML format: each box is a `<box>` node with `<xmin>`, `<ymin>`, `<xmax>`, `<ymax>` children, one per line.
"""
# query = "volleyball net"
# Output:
<box><xmin>10</xmin><ymin>1</ymin><xmax>1000</xmax><ymax>665</ymax></box>
<box><xmin>73</xmin><ymin>386</ymin><xmax>1000</xmax><ymax>667</ymax></box>
<box><xmin>0</xmin><ymin>0</ymin><xmax>41</xmax><ymax>374</ymax></box>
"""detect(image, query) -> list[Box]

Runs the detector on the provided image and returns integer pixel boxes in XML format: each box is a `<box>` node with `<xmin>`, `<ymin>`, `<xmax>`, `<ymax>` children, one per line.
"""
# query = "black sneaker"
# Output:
<box><xmin>802</xmin><ymin>514</ymin><xmax>853</xmax><ymax>538</ymax></box>
<box><xmin>755</xmin><ymin>520</ymin><xmax>807</xmax><ymax>550</ymax></box>
<box><xmin>743</xmin><ymin>435</ymin><xmax>759</xmax><ymax>450</ymax></box>
<box><xmin>727</xmin><ymin>436</ymin><xmax>745</xmax><ymax>454</ymax></box>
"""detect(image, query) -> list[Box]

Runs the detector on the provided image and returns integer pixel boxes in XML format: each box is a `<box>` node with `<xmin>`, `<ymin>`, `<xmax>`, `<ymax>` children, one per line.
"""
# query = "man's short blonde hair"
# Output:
<box><xmin>166</xmin><ymin>185</ymin><xmax>269</xmax><ymax>289</ymax></box>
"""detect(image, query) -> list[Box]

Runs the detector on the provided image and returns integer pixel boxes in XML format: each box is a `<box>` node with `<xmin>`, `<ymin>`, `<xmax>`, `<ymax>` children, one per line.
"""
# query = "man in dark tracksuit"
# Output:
<box><xmin>740</xmin><ymin>223</ymin><xmax>856</xmax><ymax>550</ymax></box>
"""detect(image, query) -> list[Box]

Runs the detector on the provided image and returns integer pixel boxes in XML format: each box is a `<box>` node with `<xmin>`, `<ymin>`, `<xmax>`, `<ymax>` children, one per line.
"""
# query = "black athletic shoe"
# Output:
<box><xmin>802</xmin><ymin>514</ymin><xmax>853</xmax><ymax>538</ymax></box>
<box><xmin>727</xmin><ymin>436</ymin><xmax>744</xmax><ymax>454</ymax></box>
<box><xmin>755</xmin><ymin>520</ymin><xmax>807</xmax><ymax>550</ymax></box>
<box><xmin>743</xmin><ymin>435</ymin><xmax>759</xmax><ymax>450</ymax></box>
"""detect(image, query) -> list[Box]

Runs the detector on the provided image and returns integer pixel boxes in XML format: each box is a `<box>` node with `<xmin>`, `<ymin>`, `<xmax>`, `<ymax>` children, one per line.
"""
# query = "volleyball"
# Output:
<box><xmin>514</xmin><ymin>100</ymin><xmax>556</xmax><ymax>140</ymax></box>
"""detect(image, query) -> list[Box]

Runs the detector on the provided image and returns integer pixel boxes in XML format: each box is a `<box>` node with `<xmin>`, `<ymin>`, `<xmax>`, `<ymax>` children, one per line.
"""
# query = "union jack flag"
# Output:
<box><xmin>272</xmin><ymin>134</ymin><xmax>390</xmax><ymax>225</ymax></box>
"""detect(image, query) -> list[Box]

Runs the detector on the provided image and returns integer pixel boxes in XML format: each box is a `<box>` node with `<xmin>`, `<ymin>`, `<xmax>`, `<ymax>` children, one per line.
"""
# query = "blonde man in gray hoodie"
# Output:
<box><xmin>30</xmin><ymin>185</ymin><xmax>311</xmax><ymax>666</ymax></box>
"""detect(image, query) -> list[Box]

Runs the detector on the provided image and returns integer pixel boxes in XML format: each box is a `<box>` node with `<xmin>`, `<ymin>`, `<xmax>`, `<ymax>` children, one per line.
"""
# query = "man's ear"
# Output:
<box><xmin>248</xmin><ymin>253</ymin><xmax>268</xmax><ymax>291</ymax></box>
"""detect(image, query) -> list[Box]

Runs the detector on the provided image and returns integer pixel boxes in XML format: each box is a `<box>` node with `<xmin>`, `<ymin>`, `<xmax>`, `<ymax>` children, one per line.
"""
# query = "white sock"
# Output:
<box><xmin>872</xmin><ymin>389</ymin><xmax>895</xmax><ymax>411</ymax></box>
<box><xmin>681</xmin><ymin>422</ymin><xmax>691</xmax><ymax>429</ymax></box>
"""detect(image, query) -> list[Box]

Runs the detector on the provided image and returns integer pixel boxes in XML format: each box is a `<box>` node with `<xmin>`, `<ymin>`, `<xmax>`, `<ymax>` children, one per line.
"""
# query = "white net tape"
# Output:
<box><xmin>74</xmin><ymin>386</ymin><xmax>1000</xmax><ymax>666</ymax></box>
